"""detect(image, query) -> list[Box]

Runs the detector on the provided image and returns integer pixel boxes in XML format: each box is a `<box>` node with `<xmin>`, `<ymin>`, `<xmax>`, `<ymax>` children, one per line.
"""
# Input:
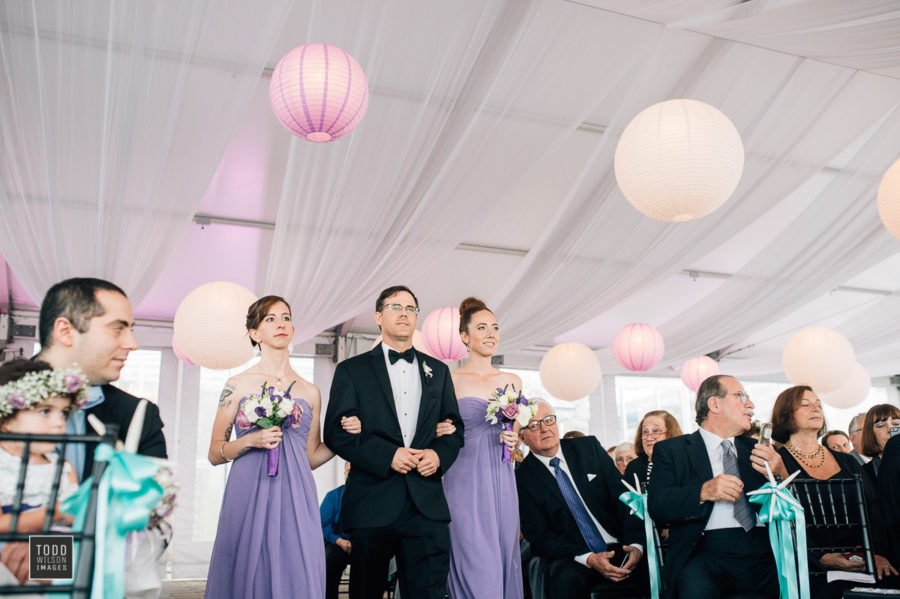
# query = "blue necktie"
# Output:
<box><xmin>550</xmin><ymin>456</ymin><xmax>607</xmax><ymax>553</ymax></box>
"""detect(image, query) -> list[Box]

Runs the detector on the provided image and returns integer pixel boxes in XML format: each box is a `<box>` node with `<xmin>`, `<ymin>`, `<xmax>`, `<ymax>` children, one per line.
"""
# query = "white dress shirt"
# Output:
<box><xmin>698</xmin><ymin>426</ymin><xmax>761</xmax><ymax>530</ymax></box>
<box><xmin>381</xmin><ymin>342</ymin><xmax>422</xmax><ymax>447</ymax></box>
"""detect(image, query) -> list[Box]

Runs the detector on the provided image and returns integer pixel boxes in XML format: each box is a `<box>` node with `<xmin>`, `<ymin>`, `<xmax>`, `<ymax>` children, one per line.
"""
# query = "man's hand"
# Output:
<box><xmin>336</xmin><ymin>538</ymin><xmax>352</xmax><ymax>554</ymax></box>
<box><xmin>820</xmin><ymin>552</ymin><xmax>866</xmax><ymax>572</ymax></box>
<box><xmin>750</xmin><ymin>443</ymin><xmax>787</xmax><ymax>478</ymax></box>
<box><xmin>622</xmin><ymin>545</ymin><xmax>643</xmax><ymax>571</ymax></box>
<box><xmin>586</xmin><ymin>551</ymin><xmax>631</xmax><ymax>582</ymax></box>
<box><xmin>875</xmin><ymin>554</ymin><xmax>899</xmax><ymax>579</ymax></box>
<box><xmin>0</xmin><ymin>542</ymin><xmax>29</xmax><ymax>584</ymax></box>
<box><xmin>415</xmin><ymin>449</ymin><xmax>440</xmax><ymax>477</ymax></box>
<box><xmin>391</xmin><ymin>447</ymin><xmax>421</xmax><ymax>474</ymax></box>
<box><xmin>700</xmin><ymin>474</ymin><xmax>744</xmax><ymax>503</ymax></box>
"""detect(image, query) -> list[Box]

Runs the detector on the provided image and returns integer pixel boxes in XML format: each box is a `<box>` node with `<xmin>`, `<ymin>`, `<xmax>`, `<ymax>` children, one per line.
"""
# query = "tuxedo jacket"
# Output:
<box><xmin>82</xmin><ymin>384</ymin><xmax>168</xmax><ymax>478</ymax></box>
<box><xmin>323</xmin><ymin>344</ymin><xmax>464</xmax><ymax>529</ymax></box>
<box><xmin>516</xmin><ymin>436</ymin><xmax>642</xmax><ymax>562</ymax></box>
<box><xmin>647</xmin><ymin>431</ymin><xmax>767</xmax><ymax>592</ymax></box>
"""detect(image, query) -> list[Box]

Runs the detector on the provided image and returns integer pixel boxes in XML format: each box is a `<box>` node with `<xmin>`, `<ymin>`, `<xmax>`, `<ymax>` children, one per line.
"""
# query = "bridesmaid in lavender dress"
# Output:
<box><xmin>443</xmin><ymin>297</ymin><xmax>524</xmax><ymax>599</ymax></box>
<box><xmin>204</xmin><ymin>296</ymin><xmax>360</xmax><ymax>599</ymax></box>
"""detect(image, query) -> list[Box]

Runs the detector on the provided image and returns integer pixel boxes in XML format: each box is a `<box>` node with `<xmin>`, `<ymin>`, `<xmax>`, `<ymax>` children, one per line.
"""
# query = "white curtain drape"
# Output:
<box><xmin>0</xmin><ymin>0</ymin><xmax>294</xmax><ymax>304</ymax></box>
<box><xmin>263</xmin><ymin>0</ymin><xmax>667</xmax><ymax>340</ymax></box>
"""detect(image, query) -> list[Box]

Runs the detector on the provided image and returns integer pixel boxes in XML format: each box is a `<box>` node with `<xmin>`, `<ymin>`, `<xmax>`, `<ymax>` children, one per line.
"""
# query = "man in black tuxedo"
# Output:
<box><xmin>324</xmin><ymin>285</ymin><xmax>464</xmax><ymax>599</ymax></box>
<box><xmin>1</xmin><ymin>277</ymin><xmax>168</xmax><ymax>583</ymax></box>
<box><xmin>516</xmin><ymin>400</ymin><xmax>646</xmax><ymax>598</ymax></box>
<box><xmin>648</xmin><ymin>374</ymin><xmax>782</xmax><ymax>599</ymax></box>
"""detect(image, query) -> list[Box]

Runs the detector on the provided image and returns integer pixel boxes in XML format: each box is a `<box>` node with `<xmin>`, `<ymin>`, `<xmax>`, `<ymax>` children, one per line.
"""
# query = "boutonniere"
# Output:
<box><xmin>422</xmin><ymin>360</ymin><xmax>433</xmax><ymax>380</ymax></box>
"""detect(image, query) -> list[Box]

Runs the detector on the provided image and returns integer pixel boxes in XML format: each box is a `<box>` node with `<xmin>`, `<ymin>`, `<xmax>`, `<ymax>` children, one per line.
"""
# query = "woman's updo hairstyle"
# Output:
<box><xmin>246</xmin><ymin>295</ymin><xmax>292</xmax><ymax>347</ymax></box>
<box><xmin>459</xmin><ymin>297</ymin><xmax>493</xmax><ymax>335</ymax></box>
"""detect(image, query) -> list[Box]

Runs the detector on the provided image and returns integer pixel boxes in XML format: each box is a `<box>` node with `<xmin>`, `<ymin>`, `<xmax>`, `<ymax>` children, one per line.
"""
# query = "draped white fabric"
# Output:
<box><xmin>264</xmin><ymin>0</ymin><xmax>667</xmax><ymax>341</ymax></box>
<box><xmin>0</xmin><ymin>0</ymin><xmax>293</xmax><ymax>304</ymax></box>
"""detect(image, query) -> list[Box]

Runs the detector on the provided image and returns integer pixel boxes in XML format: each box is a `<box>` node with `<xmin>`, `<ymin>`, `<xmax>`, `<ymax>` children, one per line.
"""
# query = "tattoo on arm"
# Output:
<box><xmin>223</xmin><ymin>424</ymin><xmax>233</xmax><ymax>441</ymax></box>
<box><xmin>218</xmin><ymin>384</ymin><xmax>235</xmax><ymax>408</ymax></box>
<box><xmin>235</xmin><ymin>447</ymin><xmax>250</xmax><ymax>458</ymax></box>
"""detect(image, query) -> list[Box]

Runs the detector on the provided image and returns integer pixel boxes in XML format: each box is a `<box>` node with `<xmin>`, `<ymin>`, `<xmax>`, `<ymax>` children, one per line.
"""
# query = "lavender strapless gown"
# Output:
<box><xmin>443</xmin><ymin>396</ymin><xmax>523</xmax><ymax>599</ymax></box>
<box><xmin>205</xmin><ymin>397</ymin><xmax>325</xmax><ymax>598</ymax></box>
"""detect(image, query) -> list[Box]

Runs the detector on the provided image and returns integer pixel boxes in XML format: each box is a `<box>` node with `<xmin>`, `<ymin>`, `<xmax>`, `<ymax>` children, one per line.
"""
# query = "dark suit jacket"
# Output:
<box><xmin>516</xmin><ymin>436</ymin><xmax>642</xmax><ymax>562</ymax></box>
<box><xmin>879</xmin><ymin>435</ymin><xmax>900</xmax><ymax>562</ymax></box>
<box><xmin>323</xmin><ymin>344</ymin><xmax>464</xmax><ymax>529</ymax></box>
<box><xmin>647</xmin><ymin>431</ymin><xmax>767</xmax><ymax>593</ymax></box>
<box><xmin>82</xmin><ymin>384</ymin><xmax>168</xmax><ymax>478</ymax></box>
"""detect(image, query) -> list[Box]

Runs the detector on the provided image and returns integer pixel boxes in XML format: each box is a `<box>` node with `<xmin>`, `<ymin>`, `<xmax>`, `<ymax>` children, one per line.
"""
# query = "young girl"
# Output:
<box><xmin>0</xmin><ymin>359</ymin><xmax>87</xmax><ymax>549</ymax></box>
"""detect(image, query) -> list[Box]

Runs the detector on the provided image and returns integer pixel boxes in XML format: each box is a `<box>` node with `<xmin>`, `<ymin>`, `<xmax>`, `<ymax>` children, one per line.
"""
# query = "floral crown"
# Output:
<box><xmin>0</xmin><ymin>366</ymin><xmax>90</xmax><ymax>418</ymax></box>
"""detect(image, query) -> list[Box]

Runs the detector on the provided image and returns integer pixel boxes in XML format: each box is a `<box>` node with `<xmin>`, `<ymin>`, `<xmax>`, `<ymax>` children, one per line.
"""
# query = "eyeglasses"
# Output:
<box><xmin>641</xmin><ymin>428</ymin><xmax>666</xmax><ymax>438</ymax></box>
<box><xmin>381</xmin><ymin>303</ymin><xmax>419</xmax><ymax>315</ymax></box>
<box><xmin>526</xmin><ymin>415</ymin><xmax>557</xmax><ymax>431</ymax></box>
<box><xmin>717</xmin><ymin>391</ymin><xmax>750</xmax><ymax>403</ymax></box>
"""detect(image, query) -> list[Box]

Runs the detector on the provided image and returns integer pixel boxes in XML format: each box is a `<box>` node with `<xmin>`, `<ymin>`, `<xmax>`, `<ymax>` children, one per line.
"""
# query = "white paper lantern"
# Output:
<box><xmin>613</xmin><ymin>323</ymin><xmax>665</xmax><ymax>372</ymax></box>
<box><xmin>820</xmin><ymin>363</ymin><xmax>871</xmax><ymax>409</ymax></box>
<box><xmin>173</xmin><ymin>281</ymin><xmax>257</xmax><ymax>370</ymax></box>
<box><xmin>372</xmin><ymin>330</ymin><xmax>429</xmax><ymax>354</ymax></box>
<box><xmin>680</xmin><ymin>355</ymin><xmax>720</xmax><ymax>392</ymax></box>
<box><xmin>877</xmin><ymin>157</ymin><xmax>900</xmax><ymax>240</ymax></box>
<box><xmin>615</xmin><ymin>99</ymin><xmax>744</xmax><ymax>222</ymax></box>
<box><xmin>421</xmin><ymin>307</ymin><xmax>468</xmax><ymax>362</ymax></box>
<box><xmin>539</xmin><ymin>342</ymin><xmax>602</xmax><ymax>402</ymax></box>
<box><xmin>782</xmin><ymin>327</ymin><xmax>856</xmax><ymax>394</ymax></box>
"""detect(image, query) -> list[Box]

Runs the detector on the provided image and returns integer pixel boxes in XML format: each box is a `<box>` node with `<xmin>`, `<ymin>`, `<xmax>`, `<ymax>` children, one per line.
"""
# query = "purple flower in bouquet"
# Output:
<box><xmin>63</xmin><ymin>373</ymin><xmax>83</xmax><ymax>393</ymax></box>
<box><xmin>289</xmin><ymin>403</ymin><xmax>303</xmax><ymax>428</ymax></box>
<box><xmin>254</xmin><ymin>405</ymin><xmax>267</xmax><ymax>418</ymax></box>
<box><xmin>501</xmin><ymin>403</ymin><xmax>519</xmax><ymax>420</ymax></box>
<box><xmin>7</xmin><ymin>392</ymin><xmax>27</xmax><ymax>409</ymax></box>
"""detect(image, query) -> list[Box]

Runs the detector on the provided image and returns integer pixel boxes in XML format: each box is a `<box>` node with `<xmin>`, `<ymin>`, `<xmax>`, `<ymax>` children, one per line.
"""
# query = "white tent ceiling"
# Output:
<box><xmin>3</xmin><ymin>0</ymin><xmax>900</xmax><ymax>381</ymax></box>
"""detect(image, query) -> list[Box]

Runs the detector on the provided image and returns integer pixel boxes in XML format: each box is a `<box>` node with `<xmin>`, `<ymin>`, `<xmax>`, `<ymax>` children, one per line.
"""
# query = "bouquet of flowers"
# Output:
<box><xmin>235</xmin><ymin>381</ymin><xmax>303</xmax><ymax>476</ymax></box>
<box><xmin>148</xmin><ymin>460</ymin><xmax>177</xmax><ymax>542</ymax></box>
<box><xmin>485</xmin><ymin>384</ymin><xmax>536</xmax><ymax>463</ymax></box>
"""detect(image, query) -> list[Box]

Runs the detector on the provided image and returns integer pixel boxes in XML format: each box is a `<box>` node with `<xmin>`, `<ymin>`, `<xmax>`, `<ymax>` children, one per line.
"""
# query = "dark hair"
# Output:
<box><xmin>563</xmin><ymin>430</ymin><xmax>585</xmax><ymax>439</ymax></box>
<box><xmin>246</xmin><ymin>295</ymin><xmax>292</xmax><ymax>347</ymax></box>
<box><xmin>458</xmin><ymin>297</ymin><xmax>493</xmax><ymax>335</ymax></box>
<box><xmin>771</xmin><ymin>385</ymin><xmax>825</xmax><ymax>444</ymax></box>
<box><xmin>0</xmin><ymin>360</ymin><xmax>65</xmax><ymax>426</ymax></box>
<box><xmin>695</xmin><ymin>374</ymin><xmax>729</xmax><ymax>426</ymax></box>
<box><xmin>38</xmin><ymin>278</ymin><xmax>127</xmax><ymax>348</ymax></box>
<box><xmin>821</xmin><ymin>430</ymin><xmax>849</xmax><ymax>447</ymax></box>
<box><xmin>634</xmin><ymin>410</ymin><xmax>683</xmax><ymax>458</ymax></box>
<box><xmin>861</xmin><ymin>404</ymin><xmax>900</xmax><ymax>458</ymax></box>
<box><xmin>375</xmin><ymin>285</ymin><xmax>418</xmax><ymax>312</ymax></box>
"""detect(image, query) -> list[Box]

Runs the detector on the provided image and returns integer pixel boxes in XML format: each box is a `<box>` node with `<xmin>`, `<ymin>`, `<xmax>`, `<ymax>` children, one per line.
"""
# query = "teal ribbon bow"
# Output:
<box><xmin>619</xmin><ymin>476</ymin><xmax>661</xmax><ymax>599</ymax></box>
<box><xmin>747</xmin><ymin>469</ymin><xmax>809</xmax><ymax>599</ymax></box>
<box><xmin>58</xmin><ymin>444</ymin><xmax>163</xmax><ymax>599</ymax></box>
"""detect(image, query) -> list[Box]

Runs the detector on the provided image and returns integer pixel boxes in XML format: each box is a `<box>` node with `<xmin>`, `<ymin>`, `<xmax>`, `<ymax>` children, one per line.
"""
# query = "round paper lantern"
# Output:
<box><xmin>421</xmin><ymin>307</ymin><xmax>468</xmax><ymax>362</ymax></box>
<box><xmin>173</xmin><ymin>282</ymin><xmax>258</xmax><ymax>370</ymax></box>
<box><xmin>820</xmin><ymin>363</ymin><xmax>870</xmax><ymax>409</ymax></box>
<box><xmin>372</xmin><ymin>330</ymin><xmax>429</xmax><ymax>355</ymax></box>
<box><xmin>680</xmin><ymin>355</ymin><xmax>720</xmax><ymax>393</ymax></box>
<box><xmin>269</xmin><ymin>43</ymin><xmax>369</xmax><ymax>143</ymax></box>
<box><xmin>171</xmin><ymin>334</ymin><xmax>196</xmax><ymax>367</ymax></box>
<box><xmin>782</xmin><ymin>327</ymin><xmax>856</xmax><ymax>394</ymax></box>
<box><xmin>877</xmin><ymin>157</ymin><xmax>900</xmax><ymax>240</ymax></box>
<box><xmin>614</xmin><ymin>98</ymin><xmax>744</xmax><ymax>222</ymax></box>
<box><xmin>613</xmin><ymin>323</ymin><xmax>665</xmax><ymax>372</ymax></box>
<box><xmin>539</xmin><ymin>342</ymin><xmax>602</xmax><ymax>402</ymax></box>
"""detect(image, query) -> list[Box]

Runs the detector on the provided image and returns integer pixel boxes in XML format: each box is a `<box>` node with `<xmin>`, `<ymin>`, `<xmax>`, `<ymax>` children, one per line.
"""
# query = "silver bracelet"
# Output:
<box><xmin>219</xmin><ymin>443</ymin><xmax>231</xmax><ymax>462</ymax></box>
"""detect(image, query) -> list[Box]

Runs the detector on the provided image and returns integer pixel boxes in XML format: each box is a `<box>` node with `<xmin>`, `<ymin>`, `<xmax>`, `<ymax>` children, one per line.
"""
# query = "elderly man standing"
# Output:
<box><xmin>648</xmin><ymin>374</ymin><xmax>782</xmax><ymax>599</ymax></box>
<box><xmin>516</xmin><ymin>400</ymin><xmax>646</xmax><ymax>598</ymax></box>
<box><xmin>848</xmin><ymin>412</ymin><xmax>869</xmax><ymax>465</ymax></box>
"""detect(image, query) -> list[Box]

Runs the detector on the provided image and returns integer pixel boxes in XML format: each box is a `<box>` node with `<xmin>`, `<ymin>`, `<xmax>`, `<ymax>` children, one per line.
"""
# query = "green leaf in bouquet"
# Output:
<box><xmin>257</xmin><ymin>417</ymin><xmax>274</xmax><ymax>428</ymax></box>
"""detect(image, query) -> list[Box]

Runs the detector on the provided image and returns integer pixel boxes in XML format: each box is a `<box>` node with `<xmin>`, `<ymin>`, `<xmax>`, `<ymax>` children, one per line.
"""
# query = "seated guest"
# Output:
<box><xmin>861</xmin><ymin>404</ymin><xmax>900</xmax><ymax>487</ymax></box>
<box><xmin>772</xmin><ymin>386</ymin><xmax>897</xmax><ymax>599</ymax></box>
<box><xmin>848</xmin><ymin>413</ymin><xmax>869</xmax><ymax>465</ymax></box>
<box><xmin>820</xmin><ymin>430</ymin><xmax>853</xmax><ymax>454</ymax></box>
<box><xmin>625</xmin><ymin>410</ymin><xmax>682</xmax><ymax>489</ymax></box>
<box><xmin>516</xmin><ymin>400</ymin><xmax>646</xmax><ymax>598</ymax></box>
<box><xmin>612</xmin><ymin>443</ymin><xmax>637</xmax><ymax>476</ymax></box>
<box><xmin>321</xmin><ymin>462</ymin><xmax>352</xmax><ymax>599</ymax></box>
<box><xmin>648</xmin><ymin>374</ymin><xmax>781</xmax><ymax>599</ymax></box>
<box><xmin>878</xmin><ymin>434</ymin><xmax>900</xmax><ymax>567</ymax></box>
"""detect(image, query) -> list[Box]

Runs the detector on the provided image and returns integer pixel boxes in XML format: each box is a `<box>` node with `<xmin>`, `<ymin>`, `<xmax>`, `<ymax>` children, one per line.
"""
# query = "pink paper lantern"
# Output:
<box><xmin>269</xmin><ymin>43</ymin><xmax>369</xmax><ymax>143</ymax></box>
<box><xmin>421</xmin><ymin>307</ymin><xmax>468</xmax><ymax>362</ymax></box>
<box><xmin>612</xmin><ymin>323</ymin><xmax>665</xmax><ymax>372</ymax></box>
<box><xmin>680</xmin><ymin>355</ymin><xmax>720</xmax><ymax>392</ymax></box>
<box><xmin>172</xmin><ymin>334</ymin><xmax>196</xmax><ymax>367</ymax></box>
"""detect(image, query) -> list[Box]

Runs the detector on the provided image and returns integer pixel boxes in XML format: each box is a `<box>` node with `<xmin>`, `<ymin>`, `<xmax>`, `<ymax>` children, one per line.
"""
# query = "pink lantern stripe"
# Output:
<box><xmin>318</xmin><ymin>43</ymin><xmax>329</xmax><ymax>133</ymax></box>
<box><xmin>323</xmin><ymin>48</ymin><xmax>352</xmax><ymax>135</ymax></box>
<box><xmin>296</xmin><ymin>44</ymin><xmax>316</xmax><ymax>134</ymax></box>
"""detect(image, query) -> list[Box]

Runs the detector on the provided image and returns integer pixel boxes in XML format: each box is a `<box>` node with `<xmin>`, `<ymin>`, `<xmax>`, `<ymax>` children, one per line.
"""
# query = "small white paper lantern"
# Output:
<box><xmin>539</xmin><ymin>342</ymin><xmax>602</xmax><ymax>402</ymax></box>
<box><xmin>782</xmin><ymin>327</ymin><xmax>856</xmax><ymax>394</ymax></box>
<box><xmin>615</xmin><ymin>99</ymin><xmax>744</xmax><ymax>222</ymax></box>
<box><xmin>877</xmin><ymin>158</ymin><xmax>900</xmax><ymax>240</ymax></box>
<box><xmin>820</xmin><ymin>363</ymin><xmax>870</xmax><ymax>409</ymax></box>
<box><xmin>680</xmin><ymin>355</ymin><xmax>720</xmax><ymax>392</ymax></box>
<box><xmin>173</xmin><ymin>281</ymin><xmax>257</xmax><ymax>370</ymax></box>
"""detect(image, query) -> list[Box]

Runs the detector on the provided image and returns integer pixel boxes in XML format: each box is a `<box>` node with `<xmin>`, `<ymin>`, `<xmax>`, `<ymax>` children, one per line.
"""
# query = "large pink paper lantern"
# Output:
<box><xmin>613</xmin><ymin>323</ymin><xmax>665</xmax><ymax>372</ymax></box>
<box><xmin>421</xmin><ymin>307</ymin><xmax>468</xmax><ymax>362</ymax></box>
<box><xmin>681</xmin><ymin>355</ymin><xmax>720</xmax><ymax>392</ymax></box>
<box><xmin>269</xmin><ymin>43</ymin><xmax>369</xmax><ymax>143</ymax></box>
<box><xmin>539</xmin><ymin>342</ymin><xmax>602</xmax><ymax>402</ymax></box>
<box><xmin>171</xmin><ymin>334</ymin><xmax>196</xmax><ymax>367</ymax></box>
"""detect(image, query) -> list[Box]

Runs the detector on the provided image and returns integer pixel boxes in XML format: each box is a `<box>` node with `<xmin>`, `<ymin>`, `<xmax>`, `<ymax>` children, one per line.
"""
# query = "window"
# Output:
<box><xmin>192</xmin><ymin>356</ymin><xmax>315</xmax><ymax>542</ymax></box>
<box><xmin>615</xmin><ymin>376</ymin><xmax>694</xmax><ymax>444</ymax></box>
<box><xmin>117</xmin><ymin>350</ymin><xmax>162</xmax><ymax>403</ymax></box>
<box><xmin>504</xmin><ymin>368</ymin><xmax>591</xmax><ymax>436</ymax></box>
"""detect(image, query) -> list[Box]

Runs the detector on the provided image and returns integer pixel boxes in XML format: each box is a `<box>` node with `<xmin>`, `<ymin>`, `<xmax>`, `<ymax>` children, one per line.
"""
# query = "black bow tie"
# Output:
<box><xmin>388</xmin><ymin>348</ymin><xmax>415</xmax><ymax>365</ymax></box>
